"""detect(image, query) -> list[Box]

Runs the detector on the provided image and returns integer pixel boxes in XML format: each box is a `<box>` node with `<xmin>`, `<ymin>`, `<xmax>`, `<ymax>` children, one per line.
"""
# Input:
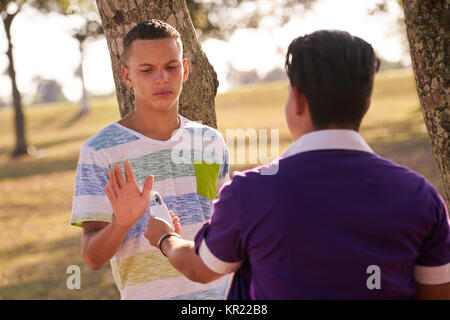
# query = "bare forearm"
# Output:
<box><xmin>82</xmin><ymin>218</ymin><xmax>130</xmax><ymax>269</ymax></box>
<box><xmin>417</xmin><ymin>282</ymin><xmax>450</xmax><ymax>300</ymax></box>
<box><xmin>161</xmin><ymin>237</ymin><xmax>198</xmax><ymax>280</ymax></box>
<box><xmin>162</xmin><ymin>237</ymin><xmax>222</xmax><ymax>283</ymax></box>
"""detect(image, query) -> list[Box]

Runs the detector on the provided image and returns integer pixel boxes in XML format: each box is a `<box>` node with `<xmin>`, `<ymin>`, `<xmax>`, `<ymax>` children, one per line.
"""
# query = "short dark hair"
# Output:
<box><xmin>122</xmin><ymin>19</ymin><xmax>182</xmax><ymax>64</ymax></box>
<box><xmin>285</xmin><ymin>30</ymin><xmax>380</xmax><ymax>130</ymax></box>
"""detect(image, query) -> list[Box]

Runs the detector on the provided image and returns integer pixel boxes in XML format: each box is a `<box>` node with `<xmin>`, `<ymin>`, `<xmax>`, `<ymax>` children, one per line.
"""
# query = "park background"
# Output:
<box><xmin>0</xmin><ymin>0</ymin><xmax>444</xmax><ymax>299</ymax></box>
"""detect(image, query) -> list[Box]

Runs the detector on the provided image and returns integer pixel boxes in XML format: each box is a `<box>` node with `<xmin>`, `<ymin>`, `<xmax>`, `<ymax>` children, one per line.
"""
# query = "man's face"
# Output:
<box><xmin>121</xmin><ymin>38</ymin><xmax>188</xmax><ymax>111</ymax></box>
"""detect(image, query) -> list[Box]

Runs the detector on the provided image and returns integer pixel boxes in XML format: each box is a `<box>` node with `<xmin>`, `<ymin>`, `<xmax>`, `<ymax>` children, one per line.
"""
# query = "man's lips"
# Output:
<box><xmin>153</xmin><ymin>90</ymin><xmax>172</xmax><ymax>97</ymax></box>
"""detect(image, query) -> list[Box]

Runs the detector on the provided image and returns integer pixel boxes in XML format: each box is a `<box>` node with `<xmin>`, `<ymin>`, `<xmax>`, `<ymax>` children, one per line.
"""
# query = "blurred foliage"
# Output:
<box><xmin>1</xmin><ymin>0</ymin><xmax>75</xmax><ymax>15</ymax></box>
<box><xmin>1</xmin><ymin>0</ymin><xmax>103</xmax><ymax>40</ymax></box>
<box><xmin>367</xmin><ymin>0</ymin><xmax>409</xmax><ymax>62</ymax></box>
<box><xmin>2</xmin><ymin>0</ymin><xmax>313</xmax><ymax>40</ymax></box>
<box><xmin>367</xmin><ymin>0</ymin><xmax>403</xmax><ymax>15</ymax></box>
<box><xmin>186</xmin><ymin>0</ymin><xmax>314</xmax><ymax>41</ymax></box>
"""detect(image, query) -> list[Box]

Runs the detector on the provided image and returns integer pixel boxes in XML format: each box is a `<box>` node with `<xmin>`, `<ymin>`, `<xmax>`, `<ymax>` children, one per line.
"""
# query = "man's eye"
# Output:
<box><xmin>167</xmin><ymin>65</ymin><xmax>178</xmax><ymax>69</ymax></box>
<box><xmin>141</xmin><ymin>69</ymin><xmax>152</xmax><ymax>73</ymax></box>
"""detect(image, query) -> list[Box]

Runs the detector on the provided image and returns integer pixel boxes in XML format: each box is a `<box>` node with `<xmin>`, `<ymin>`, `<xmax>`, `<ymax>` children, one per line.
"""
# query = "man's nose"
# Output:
<box><xmin>154</xmin><ymin>68</ymin><xmax>168</xmax><ymax>84</ymax></box>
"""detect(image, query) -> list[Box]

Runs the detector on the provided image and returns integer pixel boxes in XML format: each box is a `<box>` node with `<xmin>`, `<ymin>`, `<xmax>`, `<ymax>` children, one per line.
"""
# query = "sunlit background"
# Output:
<box><xmin>0</xmin><ymin>0</ymin><xmax>407</xmax><ymax>102</ymax></box>
<box><xmin>1</xmin><ymin>0</ymin><xmax>444</xmax><ymax>300</ymax></box>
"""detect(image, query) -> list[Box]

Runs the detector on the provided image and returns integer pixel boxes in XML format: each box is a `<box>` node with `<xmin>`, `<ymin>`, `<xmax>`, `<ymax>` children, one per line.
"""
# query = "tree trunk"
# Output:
<box><xmin>95</xmin><ymin>0</ymin><xmax>218</xmax><ymax>128</ymax></box>
<box><xmin>2</xmin><ymin>12</ymin><xmax>28</xmax><ymax>157</ymax></box>
<box><xmin>402</xmin><ymin>0</ymin><xmax>450</xmax><ymax>207</ymax></box>
<box><xmin>77</xmin><ymin>40</ymin><xmax>89</xmax><ymax>116</ymax></box>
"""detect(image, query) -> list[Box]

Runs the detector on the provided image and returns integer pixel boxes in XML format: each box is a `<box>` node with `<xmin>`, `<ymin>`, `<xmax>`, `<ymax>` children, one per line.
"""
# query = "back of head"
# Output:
<box><xmin>122</xmin><ymin>19</ymin><xmax>182</xmax><ymax>64</ymax></box>
<box><xmin>285</xmin><ymin>30</ymin><xmax>380</xmax><ymax>131</ymax></box>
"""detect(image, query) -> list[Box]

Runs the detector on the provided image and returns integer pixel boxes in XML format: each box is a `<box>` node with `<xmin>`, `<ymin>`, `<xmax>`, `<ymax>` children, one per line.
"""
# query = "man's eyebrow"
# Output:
<box><xmin>138</xmin><ymin>60</ymin><xmax>180</xmax><ymax>67</ymax></box>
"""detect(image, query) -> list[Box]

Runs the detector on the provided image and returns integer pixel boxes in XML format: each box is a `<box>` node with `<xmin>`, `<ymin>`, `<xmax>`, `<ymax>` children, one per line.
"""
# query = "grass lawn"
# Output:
<box><xmin>0</xmin><ymin>69</ymin><xmax>444</xmax><ymax>299</ymax></box>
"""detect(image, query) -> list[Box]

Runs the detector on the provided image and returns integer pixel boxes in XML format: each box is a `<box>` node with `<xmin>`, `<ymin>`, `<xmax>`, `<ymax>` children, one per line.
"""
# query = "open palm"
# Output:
<box><xmin>105</xmin><ymin>161</ymin><xmax>154</xmax><ymax>229</ymax></box>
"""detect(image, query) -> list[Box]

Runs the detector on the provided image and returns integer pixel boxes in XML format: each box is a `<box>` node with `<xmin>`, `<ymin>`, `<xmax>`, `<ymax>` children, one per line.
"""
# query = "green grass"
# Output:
<box><xmin>0</xmin><ymin>69</ymin><xmax>444</xmax><ymax>299</ymax></box>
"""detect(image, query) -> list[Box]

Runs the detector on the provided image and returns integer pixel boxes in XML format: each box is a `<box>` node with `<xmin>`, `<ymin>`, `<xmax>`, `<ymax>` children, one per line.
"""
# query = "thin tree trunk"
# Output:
<box><xmin>77</xmin><ymin>40</ymin><xmax>89</xmax><ymax>115</ymax></box>
<box><xmin>2</xmin><ymin>12</ymin><xmax>28</xmax><ymax>157</ymax></box>
<box><xmin>95</xmin><ymin>0</ymin><xmax>218</xmax><ymax>128</ymax></box>
<box><xmin>402</xmin><ymin>0</ymin><xmax>450</xmax><ymax>206</ymax></box>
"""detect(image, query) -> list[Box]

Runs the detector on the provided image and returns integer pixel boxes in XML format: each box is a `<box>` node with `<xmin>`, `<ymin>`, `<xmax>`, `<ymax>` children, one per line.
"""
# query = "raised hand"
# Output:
<box><xmin>105</xmin><ymin>161</ymin><xmax>154</xmax><ymax>229</ymax></box>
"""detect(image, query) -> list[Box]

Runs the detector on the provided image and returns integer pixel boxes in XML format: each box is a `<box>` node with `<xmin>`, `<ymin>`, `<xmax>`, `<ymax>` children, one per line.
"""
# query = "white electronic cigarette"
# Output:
<box><xmin>150</xmin><ymin>191</ymin><xmax>174</xmax><ymax>227</ymax></box>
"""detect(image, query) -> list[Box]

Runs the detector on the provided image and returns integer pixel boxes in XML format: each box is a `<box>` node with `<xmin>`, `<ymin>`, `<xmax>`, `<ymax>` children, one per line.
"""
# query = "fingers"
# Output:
<box><xmin>145</xmin><ymin>215</ymin><xmax>181</xmax><ymax>247</ymax></box>
<box><xmin>124</xmin><ymin>161</ymin><xmax>136</xmax><ymax>184</ymax></box>
<box><xmin>105</xmin><ymin>184</ymin><xmax>116</xmax><ymax>201</ymax></box>
<box><xmin>114</xmin><ymin>164</ymin><xmax>126</xmax><ymax>188</ymax></box>
<box><xmin>173</xmin><ymin>216</ymin><xmax>181</xmax><ymax>235</ymax></box>
<box><xmin>141</xmin><ymin>175</ymin><xmax>154</xmax><ymax>202</ymax></box>
<box><xmin>169</xmin><ymin>211</ymin><xmax>181</xmax><ymax>234</ymax></box>
<box><xmin>109</xmin><ymin>168</ymin><xmax>120</xmax><ymax>195</ymax></box>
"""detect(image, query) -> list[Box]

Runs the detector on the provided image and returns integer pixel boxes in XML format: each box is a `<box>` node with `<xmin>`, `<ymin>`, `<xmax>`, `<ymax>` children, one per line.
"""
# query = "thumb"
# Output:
<box><xmin>141</xmin><ymin>175</ymin><xmax>154</xmax><ymax>202</ymax></box>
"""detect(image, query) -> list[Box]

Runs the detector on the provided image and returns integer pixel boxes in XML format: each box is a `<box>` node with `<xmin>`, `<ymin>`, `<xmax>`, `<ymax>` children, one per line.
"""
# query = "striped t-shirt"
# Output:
<box><xmin>71</xmin><ymin>115</ymin><xmax>231</xmax><ymax>299</ymax></box>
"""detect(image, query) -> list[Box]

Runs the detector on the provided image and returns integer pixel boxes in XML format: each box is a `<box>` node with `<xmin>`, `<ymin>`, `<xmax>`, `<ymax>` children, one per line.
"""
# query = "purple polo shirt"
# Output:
<box><xmin>194</xmin><ymin>130</ymin><xmax>450</xmax><ymax>299</ymax></box>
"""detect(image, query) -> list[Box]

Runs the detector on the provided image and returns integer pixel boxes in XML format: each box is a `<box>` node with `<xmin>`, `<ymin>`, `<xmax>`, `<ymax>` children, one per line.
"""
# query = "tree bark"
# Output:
<box><xmin>2</xmin><ymin>11</ymin><xmax>28</xmax><ymax>157</ymax></box>
<box><xmin>95</xmin><ymin>0</ymin><xmax>218</xmax><ymax>128</ymax></box>
<box><xmin>402</xmin><ymin>0</ymin><xmax>450</xmax><ymax>206</ymax></box>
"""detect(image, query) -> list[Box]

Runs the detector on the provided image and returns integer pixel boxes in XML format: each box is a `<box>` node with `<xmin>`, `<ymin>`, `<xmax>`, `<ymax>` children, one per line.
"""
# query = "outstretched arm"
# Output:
<box><xmin>145</xmin><ymin>215</ymin><xmax>224</xmax><ymax>284</ymax></box>
<box><xmin>105</xmin><ymin>161</ymin><xmax>223</xmax><ymax>283</ymax></box>
<box><xmin>82</xmin><ymin>220</ymin><xmax>130</xmax><ymax>270</ymax></box>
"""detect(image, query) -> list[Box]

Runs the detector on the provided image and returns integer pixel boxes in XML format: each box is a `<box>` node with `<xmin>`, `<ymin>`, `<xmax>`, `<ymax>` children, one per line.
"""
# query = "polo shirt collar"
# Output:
<box><xmin>281</xmin><ymin>129</ymin><xmax>374</xmax><ymax>158</ymax></box>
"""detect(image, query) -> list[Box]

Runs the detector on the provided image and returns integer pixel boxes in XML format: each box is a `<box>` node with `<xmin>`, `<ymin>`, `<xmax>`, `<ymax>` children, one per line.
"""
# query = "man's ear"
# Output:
<box><xmin>293</xmin><ymin>88</ymin><xmax>307</xmax><ymax>116</ymax></box>
<box><xmin>182</xmin><ymin>58</ymin><xmax>189</xmax><ymax>82</ymax></box>
<box><xmin>121</xmin><ymin>64</ymin><xmax>133</xmax><ymax>87</ymax></box>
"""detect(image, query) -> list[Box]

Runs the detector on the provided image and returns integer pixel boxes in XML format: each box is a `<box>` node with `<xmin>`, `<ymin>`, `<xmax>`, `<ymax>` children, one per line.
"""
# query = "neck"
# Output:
<box><xmin>119</xmin><ymin>102</ymin><xmax>181</xmax><ymax>141</ymax></box>
<box><xmin>291</xmin><ymin>121</ymin><xmax>315</xmax><ymax>141</ymax></box>
<box><xmin>293</xmin><ymin>123</ymin><xmax>357</xmax><ymax>141</ymax></box>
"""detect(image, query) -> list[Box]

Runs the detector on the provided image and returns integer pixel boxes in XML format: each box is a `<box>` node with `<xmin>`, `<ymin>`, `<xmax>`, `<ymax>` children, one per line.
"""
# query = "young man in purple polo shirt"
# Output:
<box><xmin>106</xmin><ymin>30</ymin><xmax>450</xmax><ymax>299</ymax></box>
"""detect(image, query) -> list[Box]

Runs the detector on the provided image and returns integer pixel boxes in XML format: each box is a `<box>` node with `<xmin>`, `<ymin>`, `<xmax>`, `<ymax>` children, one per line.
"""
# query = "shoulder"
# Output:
<box><xmin>227</xmin><ymin>159</ymin><xmax>281</xmax><ymax>192</ymax></box>
<box><xmin>83</xmin><ymin>122</ymin><xmax>140</xmax><ymax>153</ymax></box>
<box><xmin>181</xmin><ymin>116</ymin><xmax>225</xmax><ymax>142</ymax></box>
<box><xmin>78</xmin><ymin>122</ymin><xmax>140</xmax><ymax>166</ymax></box>
<box><xmin>344</xmin><ymin>152</ymin><xmax>444</xmax><ymax>210</ymax></box>
<box><xmin>371</xmin><ymin>153</ymin><xmax>433</xmax><ymax>186</ymax></box>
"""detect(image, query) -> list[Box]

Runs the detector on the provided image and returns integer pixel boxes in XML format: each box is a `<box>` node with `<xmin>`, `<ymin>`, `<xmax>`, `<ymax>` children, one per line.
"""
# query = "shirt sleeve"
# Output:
<box><xmin>194</xmin><ymin>176</ymin><xmax>245</xmax><ymax>275</ymax></box>
<box><xmin>70</xmin><ymin>144</ymin><xmax>113</xmax><ymax>227</ymax></box>
<box><xmin>414</xmin><ymin>190</ymin><xmax>450</xmax><ymax>285</ymax></box>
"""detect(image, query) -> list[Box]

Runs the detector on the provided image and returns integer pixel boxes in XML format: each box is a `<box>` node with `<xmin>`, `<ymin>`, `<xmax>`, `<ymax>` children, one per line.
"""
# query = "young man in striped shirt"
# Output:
<box><xmin>70</xmin><ymin>20</ymin><xmax>230</xmax><ymax>299</ymax></box>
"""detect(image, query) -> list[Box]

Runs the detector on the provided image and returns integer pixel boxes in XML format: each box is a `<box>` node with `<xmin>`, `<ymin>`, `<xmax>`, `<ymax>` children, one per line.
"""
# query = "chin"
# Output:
<box><xmin>151</xmin><ymin>100</ymin><xmax>178</xmax><ymax>112</ymax></box>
